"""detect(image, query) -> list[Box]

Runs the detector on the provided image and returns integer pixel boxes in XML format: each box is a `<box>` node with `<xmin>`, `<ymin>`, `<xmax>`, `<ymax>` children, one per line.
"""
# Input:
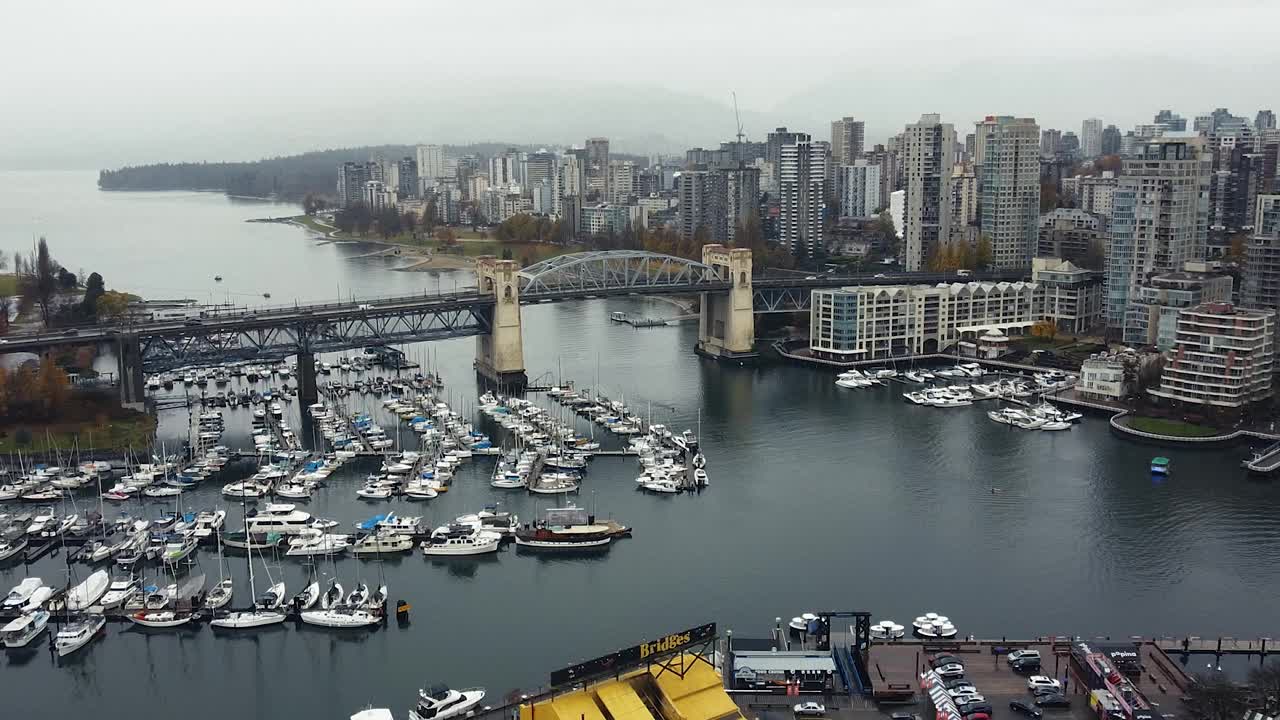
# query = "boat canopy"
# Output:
<box><xmin>357</xmin><ymin>514</ymin><xmax>389</xmax><ymax>531</ymax></box>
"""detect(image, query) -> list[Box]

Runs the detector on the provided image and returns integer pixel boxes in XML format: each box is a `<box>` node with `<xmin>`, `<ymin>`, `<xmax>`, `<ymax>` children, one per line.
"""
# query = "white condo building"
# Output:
<box><xmin>415</xmin><ymin>144</ymin><xmax>445</xmax><ymax>191</ymax></box>
<box><xmin>809</xmin><ymin>281</ymin><xmax>1044</xmax><ymax>360</ymax></box>
<box><xmin>976</xmin><ymin>116</ymin><xmax>1041</xmax><ymax>269</ymax></box>
<box><xmin>778</xmin><ymin>135</ymin><xmax>828</xmax><ymax>258</ymax></box>
<box><xmin>835</xmin><ymin>161</ymin><xmax>881</xmax><ymax>218</ymax></box>
<box><xmin>1149</xmin><ymin>303</ymin><xmax>1275</xmax><ymax>410</ymax></box>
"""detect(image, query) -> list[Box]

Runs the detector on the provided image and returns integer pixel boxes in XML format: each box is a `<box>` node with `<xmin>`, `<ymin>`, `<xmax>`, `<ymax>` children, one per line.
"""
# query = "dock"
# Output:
<box><xmin>1243</xmin><ymin>440</ymin><xmax>1280</xmax><ymax>473</ymax></box>
<box><xmin>1155</xmin><ymin>635</ymin><xmax>1278</xmax><ymax>656</ymax></box>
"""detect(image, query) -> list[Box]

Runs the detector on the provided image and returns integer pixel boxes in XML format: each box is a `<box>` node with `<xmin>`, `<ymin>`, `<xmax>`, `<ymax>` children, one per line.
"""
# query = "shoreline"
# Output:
<box><xmin>277</xmin><ymin>215</ymin><xmax>478</xmax><ymax>272</ymax></box>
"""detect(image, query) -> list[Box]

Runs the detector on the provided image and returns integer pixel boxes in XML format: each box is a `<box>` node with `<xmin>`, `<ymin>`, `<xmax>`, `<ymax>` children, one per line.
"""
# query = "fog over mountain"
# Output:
<box><xmin>2</xmin><ymin>0</ymin><xmax>1277</xmax><ymax>169</ymax></box>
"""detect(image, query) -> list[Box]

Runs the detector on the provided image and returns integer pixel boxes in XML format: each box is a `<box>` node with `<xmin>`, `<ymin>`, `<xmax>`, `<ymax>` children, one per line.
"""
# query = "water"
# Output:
<box><xmin>3</xmin><ymin>171</ymin><xmax>1280</xmax><ymax>718</ymax></box>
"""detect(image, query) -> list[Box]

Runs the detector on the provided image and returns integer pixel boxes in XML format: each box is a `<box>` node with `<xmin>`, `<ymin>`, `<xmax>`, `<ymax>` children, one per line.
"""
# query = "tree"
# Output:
<box><xmin>1184</xmin><ymin>673</ymin><xmax>1249</xmax><ymax>720</ymax></box>
<box><xmin>402</xmin><ymin>212</ymin><xmax>418</xmax><ymax>241</ymax></box>
<box><xmin>434</xmin><ymin>227</ymin><xmax>458</xmax><ymax>246</ymax></box>
<box><xmin>377</xmin><ymin>207</ymin><xmax>402</xmax><ymax>240</ymax></box>
<box><xmin>1031</xmin><ymin>320</ymin><xmax>1058</xmax><ymax>339</ymax></box>
<box><xmin>96</xmin><ymin>291</ymin><xmax>131</xmax><ymax>322</ymax></box>
<box><xmin>1135</xmin><ymin>353</ymin><xmax>1166</xmax><ymax>394</ymax></box>
<box><xmin>1227</xmin><ymin>234</ymin><xmax>1248</xmax><ymax>264</ymax></box>
<box><xmin>0</xmin><ymin>251</ymin><xmax>7</xmax><ymax>271</ymax></box>
<box><xmin>1081</xmin><ymin>239</ymin><xmax>1106</xmax><ymax>271</ymax></box>
<box><xmin>1248</xmin><ymin>660</ymin><xmax>1280</xmax><ymax>716</ymax></box>
<box><xmin>32</xmin><ymin>237</ymin><xmax>57</xmax><ymax>326</ymax></box>
<box><xmin>975</xmin><ymin>236</ymin><xmax>993</xmax><ymax>270</ymax></box>
<box><xmin>1040</xmin><ymin>182</ymin><xmax>1060</xmax><ymax>213</ymax></box>
<box><xmin>80</xmin><ymin>272</ymin><xmax>105</xmax><ymax>318</ymax></box>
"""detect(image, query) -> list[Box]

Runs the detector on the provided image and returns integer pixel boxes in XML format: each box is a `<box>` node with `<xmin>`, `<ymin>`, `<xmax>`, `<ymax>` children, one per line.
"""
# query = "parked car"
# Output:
<box><xmin>1034</xmin><ymin>693</ymin><xmax>1071</xmax><ymax>708</ymax></box>
<box><xmin>944</xmin><ymin>678</ymin><xmax>977</xmax><ymax>690</ymax></box>
<box><xmin>1008</xmin><ymin>700</ymin><xmax>1043</xmax><ymax>718</ymax></box>
<box><xmin>1007</xmin><ymin>650</ymin><xmax>1042</xmax><ymax>665</ymax></box>
<box><xmin>889</xmin><ymin>714</ymin><xmax>921</xmax><ymax>720</ymax></box>
<box><xmin>952</xmin><ymin>694</ymin><xmax>987</xmax><ymax>707</ymax></box>
<box><xmin>929</xmin><ymin>654</ymin><xmax>961</xmax><ymax>669</ymax></box>
<box><xmin>793</xmin><ymin>702</ymin><xmax>825</xmax><ymax>717</ymax></box>
<box><xmin>1010</xmin><ymin>657</ymin><xmax>1042</xmax><ymax>674</ymax></box>
<box><xmin>1027</xmin><ymin>676</ymin><xmax>1062</xmax><ymax>693</ymax></box>
<box><xmin>946</xmin><ymin>685</ymin><xmax>979</xmax><ymax>697</ymax></box>
<box><xmin>934</xmin><ymin>663</ymin><xmax>966</xmax><ymax>679</ymax></box>
<box><xmin>959</xmin><ymin>703</ymin><xmax>992</xmax><ymax>718</ymax></box>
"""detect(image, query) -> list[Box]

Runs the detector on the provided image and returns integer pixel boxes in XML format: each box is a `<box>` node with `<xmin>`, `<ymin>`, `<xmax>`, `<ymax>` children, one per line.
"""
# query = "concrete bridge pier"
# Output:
<box><xmin>474</xmin><ymin>256</ymin><xmax>528</xmax><ymax>390</ymax></box>
<box><xmin>297</xmin><ymin>351</ymin><xmax>318</xmax><ymax>407</ymax></box>
<box><xmin>696</xmin><ymin>244</ymin><xmax>758</xmax><ymax>362</ymax></box>
<box><xmin>116</xmin><ymin>335</ymin><xmax>146</xmax><ymax>409</ymax></box>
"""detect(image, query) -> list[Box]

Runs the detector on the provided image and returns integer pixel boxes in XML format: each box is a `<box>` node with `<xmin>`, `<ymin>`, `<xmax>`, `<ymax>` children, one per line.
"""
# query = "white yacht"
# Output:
<box><xmin>286</xmin><ymin>531</ymin><xmax>352</xmax><ymax>557</ymax></box>
<box><xmin>245</xmin><ymin>504</ymin><xmax>318</xmax><ymax>535</ymax></box>
<box><xmin>376</xmin><ymin>513</ymin><xmax>422</xmax><ymax>536</ymax></box>
<box><xmin>299</xmin><ymin>606</ymin><xmax>380</xmax><ymax>628</ymax></box>
<box><xmin>100</xmin><ymin>578</ymin><xmax>140</xmax><ymax>609</ymax></box>
<box><xmin>210</xmin><ymin>608</ymin><xmax>286</xmax><ymax>629</ymax></box>
<box><xmin>409</xmin><ymin>686</ymin><xmax>487</xmax><ymax>720</ymax></box>
<box><xmin>421</xmin><ymin>525</ymin><xmax>501</xmax><ymax>556</ymax></box>
<box><xmin>55</xmin><ymin>614</ymin><xmax>106</xmax><ymax>657</ymax></box>
<box><xmin>352</xmin><ymin>532</ymin><xmax>415</xmax><ymax>555</ymax></box>
<box><xmin>2</xmin><ymin>610</ymin><xmax>51</xmax><ymax>648</ymax></box>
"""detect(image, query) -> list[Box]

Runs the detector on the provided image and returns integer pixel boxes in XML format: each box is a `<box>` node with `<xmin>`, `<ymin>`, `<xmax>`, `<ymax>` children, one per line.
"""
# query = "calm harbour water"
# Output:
<box><xmin>1</xmin><ymin>171</ymin><xmax>1279</xmax><ymax>718</ymax></box>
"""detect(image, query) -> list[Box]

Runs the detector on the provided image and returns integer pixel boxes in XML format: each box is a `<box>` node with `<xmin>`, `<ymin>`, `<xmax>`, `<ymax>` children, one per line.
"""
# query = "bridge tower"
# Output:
<box><xmin>474</xmin><ymin>256</ymin><xmax>528</xmax><ymax>389</ymax></box>
<box><xmin>116</xmin><ymin>334</ymin><xmax>146</xmax><ymax>409</ymax></box>
<box><xmin>697</xmin><ymin>244</ymin><xmax>757</xmax><ymax>361</ymax></box>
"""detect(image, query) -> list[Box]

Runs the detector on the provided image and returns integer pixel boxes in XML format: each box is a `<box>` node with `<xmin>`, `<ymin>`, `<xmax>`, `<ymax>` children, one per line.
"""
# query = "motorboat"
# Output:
<box><xmin>204</xmin><ymin>578</ymin><xmax>234</xmax><ymax>610</ymax></box>
<box><xmin>421</xmin><ymin>525</ymin><xmax>501</xmax><ymax>556</ymax></box>
<box><xmin>403</xmin><ymin>480</ymin><xmax>439</xmax><ymax>499</ymax></box>
<box><xmin>3</xmin><ymin>578</ymin><xmax>43</xmax><ymax>610</ymax></box>
<box><xmin>21</xmin><ymin>585</ymin><xmax>53</xmax><ymax>611</ymax></box>
<box><xmin>286</xmin><ymin>531</ymin><xmax>352</xmax><ymax>557</ymax></box>
<box><xmin>409</xmin><ymin>686</ymin><xmax>487</xmax><ymax>720</ymax></box>
<box><xmin>454</xmin><ymin>509</ymin><xmax>518</xmax><ymax>537</ymax></box>
<box><xmin>351</xmin><ymin>532</ymin><xmax>415</xmax><ymax>555</ymax></box>
<box><xmin>129</xmin><ymin>610</ymin><xmax>195</xmax><ymax>628</ymax></box>
<box><xmin>0</xmin><ymin>535</ymin><xmax>27</xmax><ymax>561</ymax></box>
<box><xmin>220</xmin><ymin>531</ymin><xmax>284</xmax><ymax>551</ymax></box>
<box><xmin>2</xmin><ymin>610</ymin><xmax>51</xmax><ymax>648</ymax></box>
<box><xmin>192</xmin><ymin>510</ymin><xmax>227</xmax><ymax>542</ymax></box>
<box><xmin>144</xmin><ymin>583</ymin><xmax>175</xmax><ymax>610</ymax></box>
<box><xmin>55</xmin><ymin>614</ymin><xmax>105</xmax><ymax>657</ymax></box>
<box><xmin>375</xmin><ymin>513</ymin><xmax>422</xmax><ymax>536</ymax></box>
<box><xmin>101</xmin><ymin>578</ymin><xmax>141</xmax><ymax>609</ymax></box>
<box><xmin>245</xmin><ymin>504</ymin><xmax>319</xmax><ymax>535</ymax></box>
<box><xmin>274</xmin><ymin>483</ymin><xmax>314</xmax><ymax>499</ymax></box>
<box><xmin>162</xmin><ymin>534</ymin><xmax>199</xmax><ymax>565</ymax></box>
<box><xmin>67</xmin><ymin>570</ymin><xmax>110</xmax><ymax>611</ymax></box>
<box><xmin>869</xmin><ymin>620</ymin><xmax>906</xmax><ymax>639</ymax></box>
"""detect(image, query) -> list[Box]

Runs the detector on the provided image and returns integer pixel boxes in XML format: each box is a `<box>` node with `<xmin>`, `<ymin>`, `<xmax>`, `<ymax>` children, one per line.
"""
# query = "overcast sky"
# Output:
<box><xmin>2</xmin><ymin>0</ymin><xmax>1277</xmax><ymax>169</ymax></box>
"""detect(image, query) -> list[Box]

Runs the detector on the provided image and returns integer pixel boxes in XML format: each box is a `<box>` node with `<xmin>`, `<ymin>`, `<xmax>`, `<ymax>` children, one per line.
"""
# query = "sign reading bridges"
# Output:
<box><xmin>550</xmin><ymin>623</ymin><xmax>717</xmax><ymax>686</ymax></box>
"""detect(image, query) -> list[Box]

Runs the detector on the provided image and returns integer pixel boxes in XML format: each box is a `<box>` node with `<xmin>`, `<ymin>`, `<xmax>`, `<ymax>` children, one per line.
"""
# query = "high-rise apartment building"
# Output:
<box><xmin>724</xmin><ymin>165</ymin><xmax>761</xmax><ymax>243</ymax></box>
<box><xmin>585</xmin><ymin>137</ymin><xmax>610</xmax><ymax>198</ymax></box>
<box><xmin>949</xmin><ymin>164</ymin><xmax>978</xmax><ymax>236</ymax></box>
<box><xmin>677</xmin><ymin>170</ymin><xmax>728</xmax><ymax>243</ymax></box>
<box><xmin>1081</xmin><ymin>118</ymin><xmax>1103</xmax><ymax>159</ymax></box>
<box><xmin>1257</xmin><ymin>110</ymin><xmax>1277</xmax><ymax>132</ymax></box>
<box><xmin>830</xmin><ymin>117</ymin><xmax>866</xmax><ymax>166</ymax></box>
<box><xmin>524</xmin><ymin>151</ymin><xmax>557</xmax><ymax>188</ymax></box>
<box><xmin>415</xmin><ymin>144</ymin><xmax>445</xmax><ymax>192</ymax></box>
<box><xmin>1243</xmin><ymin>195</ymin><xmax>1280</xmax><ymax>310</ymax></box>
<box><xmin>608</xmin><ymin>161</ymin><xmax>636</xmax><ymax>205</ymax></box>
<box><xmin>835</xmin><ymin>161</ymin><xmax>881</xmax><ymax>219</ymax></box>
<box><xmin>1040</xmin><ymin>129</ymin><xmax>1061</xmax><ymax>158</ymax></box>
<box><xmin>766</xmin><ymin>127</ymin><xmax>804</xmax><ymax>190</ymax></box>
<box><xmin>1148</xmin><ymin>303</ymin><xmax>1275</xmax><ymax>412</ymax></box>
<box><xmin>778</xmin><ymin>135</ymin><xmax>828</xmax><ymax>258</ymax></box>
<box><xmin>977</xmin><ymin>116</ymin><xmax>1041</xmax><ymax>269</ymax></box>
<box><xmin>1105</xmin><ymin>138</ymin><xmax>1212</xmax><ymax>329</ymax></box>
<box><xmin>901</xmin><ymin>114</ymin><xmax>954</xmax><ymax>271</ymax></box>
<box><xmin>1154</xmin><ymin>110</ymin><xmax>1187</xmax><ymax>132</ymax></box>
<box><xmin>396</xmin><ymin>157</ymin><xmax>418</xmax><ymax>200</ymax></box>
<box><xmin>338</xmin><ymin>161</ymin><xmax>378</xmax><ymax>208</ymax></box>
<box><xmin>1101</xmin><ymin>125</ymin><xmax>1122</xmax><ymax>156</ymax></box>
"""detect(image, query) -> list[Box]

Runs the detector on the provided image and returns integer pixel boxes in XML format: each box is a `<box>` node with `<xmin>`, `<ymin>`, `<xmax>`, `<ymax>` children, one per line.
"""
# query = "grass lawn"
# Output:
<box><xmin>293</xmin><ymin>214</ymin><xmax>335</xmax><ymax>235</ymax></box>
<box><xmin>0</xmin><ymin>413</ymin><xmax>158</xmax><ymax>453</ymax></box>
<box><xmin>0</xmin><ymin>274</ymin><xmax>17</xmax><ymax>296</ymax></box>
<box><xmin>1127</xmin><ymin>416</ymin><xmax>1223</xmax><ymax>438</ymax></box>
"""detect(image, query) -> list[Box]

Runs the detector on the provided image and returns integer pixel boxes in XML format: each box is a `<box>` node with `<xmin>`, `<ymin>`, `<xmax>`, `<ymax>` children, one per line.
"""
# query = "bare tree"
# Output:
<box><xmin>1249</xmin><ymin>661</ymin><xmax>1280</xmax><ymax>715</ymax></box>
<box><xmin>1184</xmin><ymin>673</ymin><xmax>1249</xmax><ymax>720</ymax></box>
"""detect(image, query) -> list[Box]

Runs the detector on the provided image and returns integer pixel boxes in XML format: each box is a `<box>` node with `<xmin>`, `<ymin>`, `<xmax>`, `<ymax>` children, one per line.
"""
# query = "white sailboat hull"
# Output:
<box><xmin>299</xmin><ymin>608</ymin><xmax>380</xmax><ymax>628</ymax></box>
<box><xmin>210</xmin><ymin>611</ymin><xmax>286</xmax><ymax>629</ymax></box>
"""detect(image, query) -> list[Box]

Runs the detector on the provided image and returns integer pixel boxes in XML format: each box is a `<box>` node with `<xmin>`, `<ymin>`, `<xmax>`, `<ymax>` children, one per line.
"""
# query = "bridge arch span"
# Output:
<box><xmin>517</xmin><ymin>250</ymin><xmax>725</xmax><ymax>296</ymax></box>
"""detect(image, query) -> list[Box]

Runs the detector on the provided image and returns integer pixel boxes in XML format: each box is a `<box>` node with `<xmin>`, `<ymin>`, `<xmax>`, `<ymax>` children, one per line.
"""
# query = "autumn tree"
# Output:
<box><xmin>975</xmin><ymin>236</ymin><xmax>993</xmax><ymax>270</ymax></box>
<box><xmin>96</xmin><ymin>291</ymin><xmax>131</xmax><ymax>322</ymax></box>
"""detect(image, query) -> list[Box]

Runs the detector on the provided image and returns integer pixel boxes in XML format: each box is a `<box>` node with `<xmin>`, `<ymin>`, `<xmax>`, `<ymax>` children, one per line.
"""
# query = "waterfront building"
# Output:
<box><xmin>778</xmin><ymin>135</ymin><xmax>828</xmax><ymax>258</ymax></box>
<box><xmin>677</xmin><ymin>170</ymin><xmax>728</xmax><ymax>243</ymax></box>
<box><xmin>1242</xmin><ymin>195</ymin><xmax>1280</xmax><ymax>309</ymax></box>
<box><xmin>1105</xmin><ymin>137</ymin><xmax>1212</xmax><ymax>330</ymax></box>
<box><xmin>830</xmin><ymin>117</ymin><xmax>865</xmax><ymax>165</ymax></box>
<box><xmin>835</xmin><ymin>161</ymin><xmax>881</xmax><ymax>218</ymax></box>
<box><xmin>1037</xmin><ymin>209</ymin><xmax>1104</xmax><ymax>265</ymax></box>
<box><xmin>1031</xmin><ymin>257</ymin><xmax>1102</xmax><ymax>334</ymax></box>
<box><xmin>902</xmin><ymin>114</ymin><xmax>954</xmax><ymax>271</ymax></box>
<box><xmin>415</xmin><ymin>144</ymin><xmax>445</xmax><ymax>192</ymax></box>
<box><xmin>977</xmin><ymin>116</ymin><xmax>1041</xmax><ymax>269</ymax></box>
<box><xmin>1081</xmin><ymin>118</ymin><xmax>1103</xmax><ymax>159</ymax></box>
<box><xmin>1080</xmin><ymin>354</ymin><xmax>1131</xmax><ymax>400</ymax></box>
<box><xmin>338</xmin><ymin>161</ymin><xmax>379</xmax><ymax>208</ymax></box>
<box><xmin>1149</xmin><ymin>302</ymin><xmax>1276</xmax><ymax>412</ymax></box>
<box><xmin>808</xmin><ymin>280</ymin><xmax>1044</xmax><ymax>360</ymax></box>
<box><xmin>1123</xmin><ymin>264</ymin><xmax>1232</xmax><ymax>350</ymax></box>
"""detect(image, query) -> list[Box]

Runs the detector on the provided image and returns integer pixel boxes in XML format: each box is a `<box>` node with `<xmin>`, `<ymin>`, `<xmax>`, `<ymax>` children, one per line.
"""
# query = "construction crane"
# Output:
<box><xmin>732</xmin><ymin>91</ymin><xmax>745</xmax><ymax>144</ymax></box>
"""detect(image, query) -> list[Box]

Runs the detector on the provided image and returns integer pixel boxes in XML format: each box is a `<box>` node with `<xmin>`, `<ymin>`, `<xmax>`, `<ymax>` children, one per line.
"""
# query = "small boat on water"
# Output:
<box><xmin>293</xmin><ymin>579</ymin><xmax>321</xmax><ymax>610</ymax></box>
<box><xmin>66</xmin><ymin>570</ymin><xmax>110</xmax><ymax>611</ymax></box>
<box><xmin>101</xmin><ymin>578</ymin><xmax>140</xmax><ymax>609</ymax></box>
<box><xmin>129</xmin><ymin>609</ymin><xmax>195</xmax><ymax>629</ymax></box>
<box><xmin>351</xmin><ymin>532</ymin><xmax>415</xmax><ymax>556</ymax></box>
<box><xmin>299</xmin><ymin>606</ymin><xmax>380</xmax><ymax>628</ymax></box>
<box><xmin>55</xmin><ymin>614</ymin><xmax>106</xmax><ymax>657</ymax></box>
<box><xmin>408</xmin><ymin>686</ymin><xmax>487</xmax><ymax>720</ymax></box>
<box><xmin>1</xmin><ymin>610</ymin><xmax>51</xmax><ymax>648</ymax></box>
<box><xmin>421</xmin><ymin>525</ymin><xmax>501</xmax><ymax>557</ymax></box>
<box><xmin>1151</xmin><ymin>457</ymin><xmax>1171</xmax><ymax>474</ymax></box>
<box><xmin>204</xmin><ymin>578</ymin><xmax>234</xmax><ymax>610</ymax></box>
<box><xmin>3</xmin><ymin>578</ymin><xmax>43</xmax><ymax>610</ymax></box>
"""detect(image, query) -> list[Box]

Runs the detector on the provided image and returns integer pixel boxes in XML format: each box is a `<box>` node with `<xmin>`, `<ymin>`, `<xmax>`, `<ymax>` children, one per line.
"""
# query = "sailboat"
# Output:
<box><xmin>210</xmin><ymin>500</ymin><xmax>285</xmax><ymax>629</ymax></box>
<box><xmin>204</xmin><ymin>528</ymin><xmax>233</xmax><ymax>610</ymax></box>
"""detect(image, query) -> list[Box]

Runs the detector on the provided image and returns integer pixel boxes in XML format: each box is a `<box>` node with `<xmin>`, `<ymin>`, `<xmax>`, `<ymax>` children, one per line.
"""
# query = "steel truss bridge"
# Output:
<box><xmin>0</xmin><ymin>251</ymin><xmax>1025</xmax><ymax>375</ymax></box>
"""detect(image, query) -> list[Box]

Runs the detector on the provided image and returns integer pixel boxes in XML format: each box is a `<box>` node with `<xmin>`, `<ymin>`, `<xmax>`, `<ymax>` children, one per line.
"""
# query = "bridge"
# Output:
<box><xmin>0</xmin><ymin>245</ymin><xmax>1026</xmax><ymax>405</ymax></box>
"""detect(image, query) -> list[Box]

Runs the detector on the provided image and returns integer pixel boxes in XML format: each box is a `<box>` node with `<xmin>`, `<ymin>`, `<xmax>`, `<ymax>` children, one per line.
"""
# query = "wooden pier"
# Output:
<box><xmin>1155</xmin><ymin>635</ymin><xmax>1276</xmax><ymax>656</ymax></box>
